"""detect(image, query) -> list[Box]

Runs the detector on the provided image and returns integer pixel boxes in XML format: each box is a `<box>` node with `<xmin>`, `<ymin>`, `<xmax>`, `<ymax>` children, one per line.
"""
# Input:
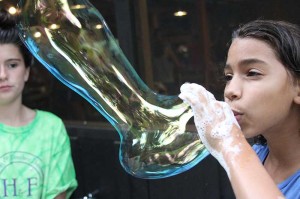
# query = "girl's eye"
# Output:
<box><xmin>247</xmin><ymin>71</ymin><xmax>261</xmax><ymax>77</ymax></box>
<box><xmin>8</xmin><ymin>63</ymin><xmax>18</xmax><ymax>68</ymax></box>
<box><xmin>223</xmin><ymin>74</ymin><xmax>233</xmax><ymax>82</ymax></box>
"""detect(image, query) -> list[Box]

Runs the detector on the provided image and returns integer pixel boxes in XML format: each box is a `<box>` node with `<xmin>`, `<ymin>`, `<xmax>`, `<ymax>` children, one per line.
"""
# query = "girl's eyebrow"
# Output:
<box><xmin>225</xmin><ymin>58</ymin><xmax>266</xmax><ymax>69</ymax></box>
<box><xmin>5</xmin><ymin>58</ymin><xmax>22</xmax><ymax>62</ymax></box>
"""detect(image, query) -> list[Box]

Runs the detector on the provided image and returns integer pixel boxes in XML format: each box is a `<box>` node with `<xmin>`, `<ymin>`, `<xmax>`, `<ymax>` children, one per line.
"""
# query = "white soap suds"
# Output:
<box><xmin>179</xmin><ymin>83</ymin><xmax>241</xmax><ymax>178</ymax></box>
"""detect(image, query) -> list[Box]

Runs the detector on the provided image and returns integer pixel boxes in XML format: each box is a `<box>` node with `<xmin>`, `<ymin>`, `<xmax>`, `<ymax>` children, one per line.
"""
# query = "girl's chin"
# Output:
<box><xmin>240</xmin><ymin>127</ymin><xmax>259</xmax><ymax>139</ymax></box>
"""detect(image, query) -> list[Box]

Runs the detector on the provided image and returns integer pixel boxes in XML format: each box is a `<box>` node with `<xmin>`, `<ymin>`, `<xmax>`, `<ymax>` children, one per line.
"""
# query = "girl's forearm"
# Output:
<box><xmin>223</xmin><ymin>129</ymin><xmax>284</xmax><ymax>199</ymax></box>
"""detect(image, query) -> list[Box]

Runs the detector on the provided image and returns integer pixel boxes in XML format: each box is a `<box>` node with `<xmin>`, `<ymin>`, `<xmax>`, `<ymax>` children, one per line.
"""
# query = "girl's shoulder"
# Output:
<box><xmin>33</xmin><ymin>110</ymin><xmax>67</xmax><ymax>137</ymax></box>
<box><xmin>35</xmin><ymin>110</ymin><xmax>64</xmax><ymax>125</ymax></box>
<box><xmin>33</xmin><ymin>110</ymin><xmax>64</xmax><ymax>129</ymax></box>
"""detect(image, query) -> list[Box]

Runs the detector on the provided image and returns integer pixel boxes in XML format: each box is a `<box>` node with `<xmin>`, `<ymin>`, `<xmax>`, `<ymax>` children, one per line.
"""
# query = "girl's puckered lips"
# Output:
<box><xmin>232</xmin><ymin>109</ymin><xmax>243</xmax><ymax>122</ymax></box>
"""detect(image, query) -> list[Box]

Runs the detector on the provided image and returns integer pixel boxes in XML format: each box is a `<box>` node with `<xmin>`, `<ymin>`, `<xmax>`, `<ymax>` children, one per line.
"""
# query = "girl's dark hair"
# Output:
<box><xmin>0</xmin><ymin>9</ymin><xmax>33</xmax><ymax>67</ymax></box>
<box><xmin>232</xmin><ymin>20</ymin><xmax>300</xmax><ymax>78</ymax></box>
<box><xmin>231</xmin><ymin>20</ymin><xmax>300</xmax><ymax>145</ymax></box>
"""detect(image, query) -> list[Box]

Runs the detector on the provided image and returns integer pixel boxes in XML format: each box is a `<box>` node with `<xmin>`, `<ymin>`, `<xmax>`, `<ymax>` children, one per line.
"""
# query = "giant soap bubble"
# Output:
<box><xmin>17</xmin><ymin>0</ymin><xmax>209</xmax><ymax>179</ymax></box>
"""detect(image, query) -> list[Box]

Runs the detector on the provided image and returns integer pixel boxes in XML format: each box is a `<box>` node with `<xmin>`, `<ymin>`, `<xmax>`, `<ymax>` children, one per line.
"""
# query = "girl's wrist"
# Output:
<box><xmin>219</xmin><ymin>125</ymin><xmax>250</xmax><ymax>174</ymax></box>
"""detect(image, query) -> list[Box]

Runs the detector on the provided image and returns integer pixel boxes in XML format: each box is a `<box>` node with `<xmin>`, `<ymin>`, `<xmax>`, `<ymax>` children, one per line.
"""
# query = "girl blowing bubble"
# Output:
<box><xmin>180</xmin><ymin>20</ymin><xmax>300</xmax><ymax>199</ymax></box>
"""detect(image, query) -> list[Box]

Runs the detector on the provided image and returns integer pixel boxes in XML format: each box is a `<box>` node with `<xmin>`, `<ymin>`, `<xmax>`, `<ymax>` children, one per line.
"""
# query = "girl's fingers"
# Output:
<box><xmin>179</xmin><ymin>91</ymin><xmax>207</xmax><ymax>118</ymax></box>
<box><xmin>180</xmin><ymin>83</ymin><xmax>213</xmax><ymax>105</ymax></box>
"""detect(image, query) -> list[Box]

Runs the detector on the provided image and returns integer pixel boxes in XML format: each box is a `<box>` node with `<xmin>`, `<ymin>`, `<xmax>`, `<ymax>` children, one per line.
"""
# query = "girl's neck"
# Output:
<box><xmin>0</xmin><ymin>102</ymin><xmax>35</xmax><ymax>127</ymax></box>
<box><xmin>267</xmin><ymin>132</ymin><xmax>300</xmax><ymax>165</ymax></box>
<box><xmin>264</xmin><ymin>139</ymin><xmax>300</xmax><ymax>184</ymax></box>
<box><xmin>264</xmin><ymin>107</ymin><xmax>300</xmax><ymax>160</ymax></box>
<box><xmin>263</xmin><ymin>116</ymin><xmax>300</xmax><ymax>183</ymax></box>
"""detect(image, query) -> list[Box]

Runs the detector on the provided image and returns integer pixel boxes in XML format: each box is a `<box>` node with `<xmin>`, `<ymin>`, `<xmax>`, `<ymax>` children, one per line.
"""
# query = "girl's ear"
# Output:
<box><xmin>24</xmin><ymin>67</ymin><xmax>30</xmax><ymax>82</ymax></box>
<box><xmin>294</xmin><ymin>79</ymin><xmax>300</xmax><ymax>104</ymax></box>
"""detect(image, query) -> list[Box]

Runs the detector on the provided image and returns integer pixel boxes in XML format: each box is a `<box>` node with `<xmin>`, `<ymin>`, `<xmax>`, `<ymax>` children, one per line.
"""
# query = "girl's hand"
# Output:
<box><xmin>179</xmin><ymin>83</ymin><xmax>242</xmax><ymax>170</ymax></box>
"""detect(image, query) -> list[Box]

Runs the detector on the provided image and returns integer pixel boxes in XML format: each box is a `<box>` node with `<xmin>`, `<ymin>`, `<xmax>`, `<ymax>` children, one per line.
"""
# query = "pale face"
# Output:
<box><xmin>0</xmin><ymin>44</ymin><xmax>30</xmax><ymax>106</ymax></box>
<box><xmin>224</xmin><ymin>38</ymin><xmax>299</xmax><ymax>139</ymax></box>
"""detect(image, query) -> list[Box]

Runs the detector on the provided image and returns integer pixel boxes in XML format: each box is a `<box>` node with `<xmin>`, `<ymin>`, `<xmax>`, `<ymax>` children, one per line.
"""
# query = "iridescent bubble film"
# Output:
<box><xmin>17</xmin><ymin>0</ymin><xmax>209</xmax><ymax>179</ymax></box>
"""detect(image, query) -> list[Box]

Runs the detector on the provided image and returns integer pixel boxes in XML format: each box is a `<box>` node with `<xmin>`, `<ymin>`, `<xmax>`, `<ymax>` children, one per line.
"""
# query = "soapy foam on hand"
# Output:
<box><xmin>180</xmin><ymin>83</ymin><xmax>241</xmax><ymax>178</ymax></box>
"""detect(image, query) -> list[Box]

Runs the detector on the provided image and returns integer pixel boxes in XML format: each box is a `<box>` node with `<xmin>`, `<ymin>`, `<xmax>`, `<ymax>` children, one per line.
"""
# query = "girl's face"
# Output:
<box><xmin>224</xmin><ymin>38</ymin><xmax>299</xmax><ymax>139</ymax></box>
<box><xmin>0</xmin><ymin>44</ymin><xmax>30</xmax><ymax>106</ymax></box>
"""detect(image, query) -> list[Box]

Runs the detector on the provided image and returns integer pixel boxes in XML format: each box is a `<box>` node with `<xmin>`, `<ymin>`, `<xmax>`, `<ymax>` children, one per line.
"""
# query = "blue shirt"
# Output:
<box><xmin>253</xmin><ymin>144</ymin><xmax>300</xmax><ymax>199</ymax></box>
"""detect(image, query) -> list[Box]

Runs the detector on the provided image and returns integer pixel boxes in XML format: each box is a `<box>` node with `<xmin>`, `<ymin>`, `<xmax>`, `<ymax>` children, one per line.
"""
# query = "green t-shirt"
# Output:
<box><xmin>0</xmin><ymin>110</ymin><xmax>77</xmax><ymax>198</ymax></box>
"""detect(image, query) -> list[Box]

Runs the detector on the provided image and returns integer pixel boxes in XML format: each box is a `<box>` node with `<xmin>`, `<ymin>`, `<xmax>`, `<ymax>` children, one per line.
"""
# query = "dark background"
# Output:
<box><xmin>1</xmin><ymin>0</ymin><xmax>300</xmax><ymax>198</ymax></box>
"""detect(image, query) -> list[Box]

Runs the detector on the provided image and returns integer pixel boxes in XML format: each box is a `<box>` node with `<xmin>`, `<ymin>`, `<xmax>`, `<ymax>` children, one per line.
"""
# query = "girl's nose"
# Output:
<box><xmin>224</xmin><ymin>77</ymin><xmax>242</xmax><ymax>101</ymax></box>
<box><xmin>0</xmin><ymin>66</ymin><xmax>8</xmax><ymax>80</ymax></box>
